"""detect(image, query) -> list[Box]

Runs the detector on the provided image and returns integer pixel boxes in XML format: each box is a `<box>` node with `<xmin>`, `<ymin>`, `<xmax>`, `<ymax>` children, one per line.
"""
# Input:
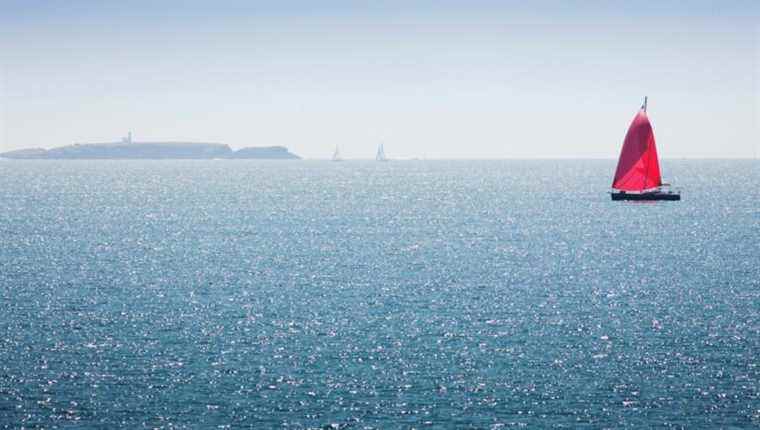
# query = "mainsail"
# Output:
<box><xmin>611</xmin><ymin>103</ymin><xmax>662</xmax><ymax>191</ymax></box>
<box><xmin>332</xmin><ymin>146</ymin><xmax>341</xmax><ymax>161</ymax></box>
<box><xmin>376</xmin><ymin>144</ymin><xmax>387</xmax><ymax>161</ymax></box>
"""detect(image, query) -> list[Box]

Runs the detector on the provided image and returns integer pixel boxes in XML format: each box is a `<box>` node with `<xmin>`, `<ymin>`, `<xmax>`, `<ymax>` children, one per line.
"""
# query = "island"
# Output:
<box><xmin>0</xmin><ymin>135</ymin><xmax>300</xmax><ymax>160</ymax></box>
<box><xmin>226</xmin><ymin>146</ymin><xmax>300</xmax><ymax>159</ymax></box>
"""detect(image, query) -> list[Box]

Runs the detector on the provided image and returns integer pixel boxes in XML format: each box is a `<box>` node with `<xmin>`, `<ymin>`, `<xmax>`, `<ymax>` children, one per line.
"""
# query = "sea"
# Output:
<box><xmin>0</xmin><ymin>160</ymin><xmax>758</xmax><ymax>429</ymax></box>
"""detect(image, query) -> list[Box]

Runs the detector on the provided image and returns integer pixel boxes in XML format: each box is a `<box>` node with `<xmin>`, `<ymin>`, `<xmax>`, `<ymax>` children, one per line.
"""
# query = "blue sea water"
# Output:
<box><xmin>0</xmin><ymin>160</ymin><xmax>758</xmax><ymax>429</ymax></box>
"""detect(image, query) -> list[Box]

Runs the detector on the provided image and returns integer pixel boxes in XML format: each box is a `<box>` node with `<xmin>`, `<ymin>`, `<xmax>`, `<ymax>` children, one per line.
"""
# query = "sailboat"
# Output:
<box><xmin>611</xmin><ymin>97</ymin><xmax>680</xmax><ymax>201</ymax></box>
<box><xmin>331</xmin><ymin>145</ymin><xmax>342</xmax><ymax>162</ymax></box>
<box><xmin>375</xmin><ymin>144</ymin><xmax>387</xmax><ymax>162</ymax></box>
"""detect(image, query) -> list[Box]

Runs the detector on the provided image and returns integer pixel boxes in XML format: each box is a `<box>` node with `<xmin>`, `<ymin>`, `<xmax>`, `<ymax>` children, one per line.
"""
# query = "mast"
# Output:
<box><xmin>642</xmin><ymin>97</ymin><xmax>649</xmax><ymax>189</ymax></box>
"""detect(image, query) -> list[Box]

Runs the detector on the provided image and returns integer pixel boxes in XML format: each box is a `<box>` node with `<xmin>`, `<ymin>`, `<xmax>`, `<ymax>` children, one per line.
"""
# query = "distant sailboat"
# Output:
<box><xmin>332</xmin><ymin>145</ymin><xmax>342</xmax><ymax>162</ymax></box>
<box><xmin>375</xmin><ymin>144</ymin><xmax>387</xmax><ymax>162</ymax></box>
<box><xmin>611</xmin><ymin>97</ymin><xmax>680</xmax><ymax>201</ymax></box>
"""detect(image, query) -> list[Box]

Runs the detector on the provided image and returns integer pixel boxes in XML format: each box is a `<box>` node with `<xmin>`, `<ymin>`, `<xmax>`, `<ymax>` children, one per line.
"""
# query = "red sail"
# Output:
<box><xmin>612</xmin><ymin>110</ymin><xmax>662</xmax><ymax>191</ymax></box>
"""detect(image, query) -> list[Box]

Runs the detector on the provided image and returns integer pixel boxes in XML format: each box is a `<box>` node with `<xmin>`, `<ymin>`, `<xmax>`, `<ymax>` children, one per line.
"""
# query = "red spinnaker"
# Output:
<box><xmin>612</xmin><ymin>110</ymin><xmax>662</xmax><ymax>191</ymax></box>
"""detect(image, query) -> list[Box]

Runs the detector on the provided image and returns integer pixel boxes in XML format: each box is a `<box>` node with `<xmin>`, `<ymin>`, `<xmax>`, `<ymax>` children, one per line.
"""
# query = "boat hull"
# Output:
<box><xmin>611</xmin><ymin>191</ymin><xmax>680</xmax><ymax>201</ymax></box>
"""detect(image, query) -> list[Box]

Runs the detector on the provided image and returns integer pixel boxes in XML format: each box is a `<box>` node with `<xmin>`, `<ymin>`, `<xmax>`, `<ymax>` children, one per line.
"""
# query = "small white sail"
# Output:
<box><xmin>375</xmin><ymin>144</ymin><xmax>387</xmax><ymax>161</ymax></box>
<box><xmin>332</xmin><ymin>146</ymin><xmax>342</xmax><ymax>161</ymax></box>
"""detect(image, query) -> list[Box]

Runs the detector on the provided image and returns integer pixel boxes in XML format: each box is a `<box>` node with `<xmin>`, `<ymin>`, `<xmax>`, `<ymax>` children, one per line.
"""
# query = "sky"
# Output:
<box><xmin>0</xmin><ymin>0</ymin><xmax>757</xmax><ymax>159</ymax></box>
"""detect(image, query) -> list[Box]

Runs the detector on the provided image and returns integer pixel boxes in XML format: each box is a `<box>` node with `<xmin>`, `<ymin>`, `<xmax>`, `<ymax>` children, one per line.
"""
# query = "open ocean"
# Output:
<box><xmin>0</xmin><ymin>160</ymin><xmax>758</xmax><ymax>429</ymax></box>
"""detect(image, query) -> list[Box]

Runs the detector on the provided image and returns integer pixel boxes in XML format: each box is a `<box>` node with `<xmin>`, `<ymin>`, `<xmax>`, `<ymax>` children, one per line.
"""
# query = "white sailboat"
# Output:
<box><xmin>375</xmin><ymin>144</ymin><xmax>387</xmax><ymax>162</ymax></box>
<box><xmin>331</xmin><ymin>145</ymin><xmax>342</xmax><ymax>162</ymax></box>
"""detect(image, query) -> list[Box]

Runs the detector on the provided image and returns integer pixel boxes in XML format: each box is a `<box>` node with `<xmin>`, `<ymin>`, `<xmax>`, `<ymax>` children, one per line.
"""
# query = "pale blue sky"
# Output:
<box><xmin>1</xmin><ymin>0</ymin><xmax>757</xmax><ymax>158</ymax></box>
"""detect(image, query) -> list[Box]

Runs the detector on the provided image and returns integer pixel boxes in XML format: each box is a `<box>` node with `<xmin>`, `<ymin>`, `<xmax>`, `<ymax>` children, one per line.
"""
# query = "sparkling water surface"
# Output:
<box><xmin>1</xmin><ymin>160</ymin><xmax>758</xmax><ymax>428</ymax></box>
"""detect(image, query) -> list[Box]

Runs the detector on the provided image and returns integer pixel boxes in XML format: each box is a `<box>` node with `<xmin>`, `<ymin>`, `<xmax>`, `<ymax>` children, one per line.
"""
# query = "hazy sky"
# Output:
<box><xmin>1</xmin><ymin>0</ymin><xmax>757</xmax><ymax>158</ymax></box>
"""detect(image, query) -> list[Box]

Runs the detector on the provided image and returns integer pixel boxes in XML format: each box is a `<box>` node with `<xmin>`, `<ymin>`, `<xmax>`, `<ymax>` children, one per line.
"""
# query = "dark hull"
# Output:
<box><xmin>611</xmin><ymin>191</ymin><xmax>680</xmax><ymax>201</ymax></box>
